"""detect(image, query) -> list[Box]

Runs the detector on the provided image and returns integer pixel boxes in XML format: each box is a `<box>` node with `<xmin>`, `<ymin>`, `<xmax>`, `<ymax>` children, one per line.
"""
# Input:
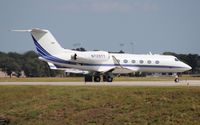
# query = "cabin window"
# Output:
<box><xmin>147</xmin><ymin>60</ymin><xmax>151</xmax><ymax>64</ymax></box>
<box><xmin>155</xmin><ymin>60</ymin><xmax>160</xmax><ymax>64</ymax></box>
<box><xmin>139</xmin><ymin>60</ymin><xmax>144</xmax><ymax>64</ymax></box>
<box><xmin>123</xmin><ymin>59</ymin><xmax>128</xmax><ymax>63</ymax></box>
<box><xmin>131</xmin><ymin>60</ymin><xmax>136</xmax><ymax>63</ymax></box>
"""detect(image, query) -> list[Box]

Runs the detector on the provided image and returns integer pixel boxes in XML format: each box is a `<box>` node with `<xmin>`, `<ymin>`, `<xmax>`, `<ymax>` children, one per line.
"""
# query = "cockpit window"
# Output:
<box><xmin>175</xmin><ymin>58</ymin><xmax>179</xmax><ymax>61</ymax></box>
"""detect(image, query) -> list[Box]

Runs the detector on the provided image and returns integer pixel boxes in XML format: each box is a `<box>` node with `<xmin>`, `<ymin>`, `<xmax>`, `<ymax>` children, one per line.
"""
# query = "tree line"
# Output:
<box><xmin>0</xmin><ymin>51</ymin><xmax>61</xmax><ymax>77</ymax></box>
<box><xmin>0</xmin><ymin>50</ymin><xmax>199</xmax><ymax>77</ymax></box>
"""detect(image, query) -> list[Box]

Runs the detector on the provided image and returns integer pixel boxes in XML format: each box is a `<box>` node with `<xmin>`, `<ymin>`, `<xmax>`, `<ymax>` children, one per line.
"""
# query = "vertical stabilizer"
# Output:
<box><xmin>30</xmin><ymin>28</ymin><xmax>64</xmax><ymax>56</ymax></box>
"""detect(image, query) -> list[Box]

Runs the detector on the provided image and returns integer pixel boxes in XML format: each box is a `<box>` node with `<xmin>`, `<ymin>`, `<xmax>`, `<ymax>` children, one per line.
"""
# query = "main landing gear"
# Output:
<box><xmin>94</xmin><ymin>73</ymin><xmax>101</xmax><ymax>82</ymax></box>
<box><xmin>103</xmin><ymin>72</ymin><xmax>113</xmax><ymax>82</ymax></box>
<box><xmin>84</xmin><ymin>73</ymin><xmax>113</xmax><ymax>82</ymax></box>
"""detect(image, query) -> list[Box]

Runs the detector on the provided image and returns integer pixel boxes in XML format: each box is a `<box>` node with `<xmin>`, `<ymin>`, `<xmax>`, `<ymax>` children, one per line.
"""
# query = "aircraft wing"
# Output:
<box><xmin>98</xmin><ymin>56</ymin><xmax>139</xmax><ymax>74</ymax></box>
<box><xmin>47</xmin><ymin>62</ymin><xmax>89</xmax><ymax>74</ymax></box>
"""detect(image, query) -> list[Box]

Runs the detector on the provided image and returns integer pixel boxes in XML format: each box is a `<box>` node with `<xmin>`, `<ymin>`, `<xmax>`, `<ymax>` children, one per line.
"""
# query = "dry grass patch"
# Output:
<box><xmin>0</xmin><ymin>86</ymin><xmax>200</xmax><ymax>125</ymax></box>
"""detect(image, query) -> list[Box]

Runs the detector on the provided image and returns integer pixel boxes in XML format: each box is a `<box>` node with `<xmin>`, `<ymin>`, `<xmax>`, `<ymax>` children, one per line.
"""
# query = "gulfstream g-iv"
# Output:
<box><xmin>13</xmin><ymin>28</ymin><xmax>191</xmax><ymax>82</ymax></box>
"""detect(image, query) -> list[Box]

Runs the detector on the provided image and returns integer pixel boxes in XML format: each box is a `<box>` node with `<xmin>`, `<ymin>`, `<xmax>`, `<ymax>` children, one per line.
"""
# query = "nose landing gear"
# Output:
<box><xmin>174</xmin><ymin>74</ymin><xmax>180</xmax><ymax>83</ymax></box>
<box><xmin>174</xmin><ymin>77</ymin><xmax>179</xmax><ymax>83</ymax></box>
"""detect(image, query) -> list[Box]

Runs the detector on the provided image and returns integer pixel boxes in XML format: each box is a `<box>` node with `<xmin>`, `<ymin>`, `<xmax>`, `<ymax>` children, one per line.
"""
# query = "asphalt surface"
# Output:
<box><xmin>0</xmin><ymin>80</ymin><xmax>200</xmax><ymax>86</ymax></box>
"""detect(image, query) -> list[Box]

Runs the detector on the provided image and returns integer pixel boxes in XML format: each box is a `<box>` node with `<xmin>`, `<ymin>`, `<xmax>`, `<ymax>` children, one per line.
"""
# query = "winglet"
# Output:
<box><xmin>112</xmin><ymin>56</ymin><xmax>123</xmax><ymax>68</ymax></box>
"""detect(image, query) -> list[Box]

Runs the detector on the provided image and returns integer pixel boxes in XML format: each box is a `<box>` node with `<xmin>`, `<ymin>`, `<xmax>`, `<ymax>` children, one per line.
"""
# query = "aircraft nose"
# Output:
<box><xmin>187</xmin><ymin>65</ymin><xmax>192</xmax><ymax>70</ymax></box>
<box><xmin>184</xmin><ymin>63</ymin><xmax>192</xmax><ymax>71</ymax></box>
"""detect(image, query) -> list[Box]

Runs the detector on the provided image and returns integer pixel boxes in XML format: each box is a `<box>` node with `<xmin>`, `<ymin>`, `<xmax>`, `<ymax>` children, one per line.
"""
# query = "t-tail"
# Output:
<box><xmin>12</xmin><ymin>28</ymin><xmax>64</xmax><ymax>57</ymax></box>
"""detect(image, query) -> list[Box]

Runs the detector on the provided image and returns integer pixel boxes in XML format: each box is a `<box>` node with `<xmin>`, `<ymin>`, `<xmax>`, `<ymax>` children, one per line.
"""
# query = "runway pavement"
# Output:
<box><xmin>0</xmin><ymin>80</ymin><xmax>200</xmax><ymax>86</ymax></box>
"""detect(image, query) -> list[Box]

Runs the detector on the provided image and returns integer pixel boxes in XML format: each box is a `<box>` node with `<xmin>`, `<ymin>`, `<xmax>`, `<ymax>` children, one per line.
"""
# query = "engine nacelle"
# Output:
<box><xmin>71</xmin><ymin>51</ymin><xmax>110</xmax><ymax>63</ymax></box>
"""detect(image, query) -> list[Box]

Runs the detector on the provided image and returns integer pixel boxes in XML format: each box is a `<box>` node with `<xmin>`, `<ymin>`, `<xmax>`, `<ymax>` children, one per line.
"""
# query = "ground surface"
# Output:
<box><xmin>0</xmin><ymin>85</ymin><xmax>200</xmax><ymax>125</ymax></box>
<box><xmin>0</xmin><ymin>80</ymin><xmax>200</xmax><ymax>86</ymax></box>
<box><xmin>0</xmin><ymin>76</ymin><xmax>200</xmax><ymax>82</ymax></box>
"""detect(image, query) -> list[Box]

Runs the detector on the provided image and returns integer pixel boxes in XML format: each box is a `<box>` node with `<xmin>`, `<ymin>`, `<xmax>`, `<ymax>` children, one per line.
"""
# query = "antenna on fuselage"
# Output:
<box><xmin>148</xmin><ymin>52</ymin><xmax>153</xmax><ymax>55</ymax></box>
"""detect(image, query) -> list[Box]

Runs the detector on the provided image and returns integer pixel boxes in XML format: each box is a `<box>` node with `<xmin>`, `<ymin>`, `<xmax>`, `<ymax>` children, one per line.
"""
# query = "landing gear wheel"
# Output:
<box><xmin>84</xmin><ymin>75</ymin><xmax>93</xmax><ymax>82</ymax></box>
<box><xmin>107</xmin><ymin>77</ymin><xmax>113</xmax><ymax>82</ymax></box>
<box><xmin>103</xmin><ymin>75</ymin><xmax>113</xmax><ymax>82</ymax></box>
<box><xmin>174</xmin><ymin>78</ymin><xmax>179</xmax><ymax>83</ymax></box>
<box><xmin>94</xmin><ymin>76</ymin><xmax>101</xmax><ymax>82</ymax></box>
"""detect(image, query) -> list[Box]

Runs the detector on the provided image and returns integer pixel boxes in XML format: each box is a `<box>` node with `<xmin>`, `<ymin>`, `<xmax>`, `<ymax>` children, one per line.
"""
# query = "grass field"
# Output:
<box><xmin>0</xmin><ymin>86</ymin><xmax>200</xmax><ymax>125</ymax></box>
<box><xmin>0</xmin><ymin>76</ymin><xmax>199</xmax><ymax>82</ymax></box>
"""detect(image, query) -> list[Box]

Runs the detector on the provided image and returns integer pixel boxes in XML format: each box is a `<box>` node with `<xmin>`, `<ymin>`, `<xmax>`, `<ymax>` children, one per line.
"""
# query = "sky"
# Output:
<box><xmin>0</xmin><ymin>0</ymin><xmax>200</xmax><ymax>54</ymax></box>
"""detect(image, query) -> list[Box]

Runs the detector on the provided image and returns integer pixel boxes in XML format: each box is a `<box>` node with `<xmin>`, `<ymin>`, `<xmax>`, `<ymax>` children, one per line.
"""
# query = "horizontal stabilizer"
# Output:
<box><xmin>11</xmin><ymin>29</ymin><xmax>31</xmax><ymax>32</ymax></box>
<box><xmin>11</xmin><ymin>28</ymin><xmax>48</xmax><ymax>33</ymax></box>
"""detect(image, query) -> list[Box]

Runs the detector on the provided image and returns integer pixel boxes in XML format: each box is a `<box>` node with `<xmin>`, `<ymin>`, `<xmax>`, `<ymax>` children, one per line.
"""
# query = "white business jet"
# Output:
<box><xmin>13</xmin><ymin>28</ymin><xmax>191</xmax><ymax>82</ymax></box>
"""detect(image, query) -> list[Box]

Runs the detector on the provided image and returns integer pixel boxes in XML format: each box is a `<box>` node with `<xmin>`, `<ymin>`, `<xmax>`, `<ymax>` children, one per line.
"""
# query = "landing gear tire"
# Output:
<box><xmin>103</xmin><ymin>75</ymin><xmax>113</xmax><ymax>82</ymax></box>
<box><xmin>174</xmin><ymin>78</ymin><xmax>179</xmax><ymax>83</ymax></box>
<box><xmin>84</xmin><ymin>75</ymin><xmax>93</xmax><ymax>82</ymax></box>
<box><xmin>94</xmin><ymin>76</ymin><xmax>101</xmax><ymax>82</ymax></box>
<box><xmin>107</xmin><ymin>77</ymin><xmax>113</xmax><ymax>82</ymax></box>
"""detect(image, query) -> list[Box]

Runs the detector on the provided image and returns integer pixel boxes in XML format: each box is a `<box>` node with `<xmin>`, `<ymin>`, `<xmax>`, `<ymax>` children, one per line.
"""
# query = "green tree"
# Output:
<box><xmin>21</xmin><ymin>51</ymin><xmax>61</xmax><ymax>77</ymax></box>
<box><xmin>0</xmin><ymin>51</ymin><xmax>63</xmax><ymax>77</ymax></box>
<box><xmin>184</xmin><ymin>54</ymin><xmax>198</xmax><ymax>73</ymax></box>
<box><xmin>0</xmin><ymin>57</ymin><xmax>21</xmax><ymax>78</ymax></box>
